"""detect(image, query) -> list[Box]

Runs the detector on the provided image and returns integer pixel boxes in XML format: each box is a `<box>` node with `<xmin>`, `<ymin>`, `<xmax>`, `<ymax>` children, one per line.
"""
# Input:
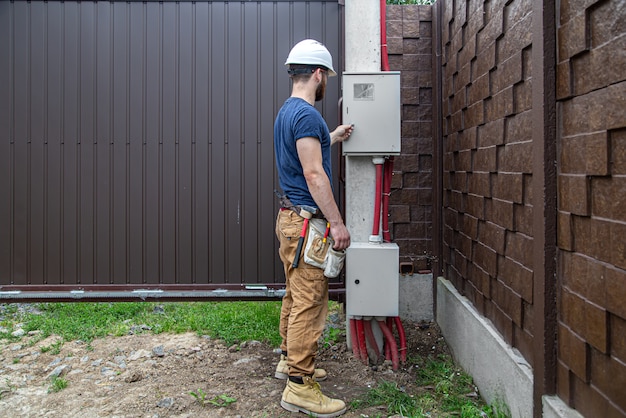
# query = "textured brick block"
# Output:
<box><xmin>386</xmin><ymin>4</ymin><xmax>403</xmax><ymax>20</ymax></box>
<box><xmin>505</xmin><ymin>232</ymin><xmax>533</xmax><ymax>269</ymax></box>
<box><xmin>561</xmin><ymin>131</ymin><xmax>609</xmax><ymax>175</ymax></box>
<box><xmin>572</xmin><ymin>37</ymin><xmax>626</xmax><ymax>97</ymax></box>
<box><xmin>491</xmin><ymin>304</ymin><xmax>514</xmax><ymax>344</ymax></box>
<box><xmin>403</xmin><ymin>20</ymin><xmax>421</xmax><ymax>39</ymax></box>
<box><xmin>388</xmin><ymin>36</ymin><xmax>405</xmax><ymax>55</ymax></box>
<box><xmin>486</xmin><ymin>198</ymin><xmax>515</xmax><ymax>230</ymax></box>
<box><xmin>474</xmin><ymin>42</ymin><xmax>497</xmax><ymax>79</ymax></box>
<box><xmin>498</xmin><ymin>255</ymin><xmax>533</xmax><ymax>302</ymax></box>
<box><xmin>604</xmin><ymin>225</ymin><xmax>626</xmax><ymax>271</ymax></box>
<box><xmin>387</xmin><ymin>19</ymin><xmax>403</xmax><ymax>38</ymax></box>
<box><xmin>464</xmin><ymin>101</ymin><xmax>485</xmax><ymax>128</ymax></box>
<box><xmin>484</xmin><ymin>86</ymin><xmax>514</xmax><ymax>120</ymax></box>
<box><xmin>491</xmin><ymin>52</ymin><xmax>523</xmax><ymax>94</ymax></box>
<box><xmin>462</xmin><ymin>213</ymin><xmax>479</xmax><ymax>239</ymax></box>
<box><xmin>468</xmin><ymin>72</ymin><xmax>490</xmax><ymax>102</ymax></box>
<box><xmin>612</xmin><ymin>128</ymin><xmax>626</xmax><ymax>174</ymax></box>
<box><xmin>557</xmin><ymin>60</ymin><xmax>573</xmax><ymax>100</ymax></box>
<box><xmin>478</xmin><ymin>119</ymin><xmax>505</xmax><ymax>147</ymax></box>
<box><xmin>556</xmin><ymin>360</ymin><xmax>570</xmax><ymax>403</ymax></box>
<box><xmin>473</xmin><ymin>146</ymin><xmax>497</xmax><ymax>172</ymax></box>
<box><xmin>451</xmin><ymin>89</ymin><xmax>466</xmax><ymax>113</ymax></box>
<box><xmin>459</xmin><ymin>126</ymin><xmax>478</xmax><ymax>150</ymax></box>
<box><xmin>498</xmin><ymin>140</ymin><xmax>533</xmax><ymax>173</ymax></box>
<box><xmin>563</xmin><ymin>286</ymin><xmax>605</xmax><ymax>351</ymax></box>
<box><xmin>505</xmin><ymin>109</ymin><xmax>532</xmax><ymax>142</ymax></box>
<box><xmin>390</xmin><ymin>205</ymin><xmax>410</xmax><ymax>224</ymax></box>
<box><xmin>402</xmin><ymin>88</ymin><xmax>420</xmax><ymax>106</ymax></box>
<box><xmin>564</xmin><ymin>251</ymin><xmax>606</xmax><ymax>306</ymax></box>
<box><xmin>477</xmin><ymin>9</ymin><xmax>503</xmax><ymax>54</ymax></box>
<box><xmin>558</xmin><ymin>323</ymin><xmax>588</xmax><ymax>382</ymax></box>
<box><xmin>590</xmin><ymin>347</ymin><xmax>626</xmax><ymax>412</ymax></box>
<box><xmin>466</xmin><ymin>193</ymin><xmax>485</xmax><ymax>218</ymax></box>
<box><xmin>571</xmin><ymin>369</ymin><xmax>625</xmax><ymax>418</ymax></box>
<box><xmin>589</xmin><ymin>0</ymin><xmax>626</xmax><ymax>49</ymax></box>
<box><xmin>491</xmin><ymin>279</ymin><xmax>522</xmax><ymax>326</ymax></box>
<box><xmin>585</xmin><ymin>303</ymin><xmax>608</xmax><ymax>353</ymax></box>
<box><xmin>401</xmin><ymin>120</ymin><xmax>420</xmax><ymax>137</ymax></box>
<box><xmin>492</xmin><ymin>173</ymin><xmax>524</xmax><ymax>203</ymax></box>
<box><xmin>454</xmin><ymin>149</ymin><xmax>471</xmax><ymax>171</ymax></box>
<box><xmin>457</xmin><ymin>62</ymin><xmax>472</xmax><ymax>93</ymax></box>
<box><xmin>572</xmin><ymin>217</ymin><xmax>612</xmax><ymax>265</ymax></box>
<box><xmin>470</xmin><ymin>263</ymin><xmax>491</xmax><ymax>296</ymax></box>
<box><xmin>479</xmin><ymin>220</ymin><xmax>506</xmax><ymax>254</ymax></box>
<box><xmin>468</xmin><ymin>172</ymin><xmax>491</xmax><ymax>197</ymax></box>
<box><xmin>559</xmin><ymin>0</ymin><xmax>595</xmax><ymax>25</ymax></box>
<box><xmin>558</xmin><ymin>174</ymin><xmax>590</xmax><ymax>215</ymax></box>
<box><xmin>557</xmin><ymin>211</ymin><xmax>574</xmax><ymax>250</ymax></box>
<box><xmin>605</xmin><ymin>262</ymin><xmax>626</xmax><ymax>317</ymax></box>
<box><xmin>497</xmin><ymin>12</ymin><xmax>532</xmax><ymax>62</ymax></box>
<box><xmin>503</xmin><ymin>0</ymin><xmax>532</xmax><ymax>32</ymax></box>
<box><xmin>514</xmin><ymin>322</ymin><xmax>534</xmax><ymax>365</ymax></box>
<box><xmin>514</xmin><ymin>78</ymin><xmax>532</xmax><ymax>112</ymax></box>
<box><xmin>558</xmin><ymin>13</ymin><xmax>588</xmax><ymax>61</ymax></box>
<box><xmin>458</xmin><ymin>35</ymin><xmax>477</xmax><ymax>69</ymax></box>
<box><xmin>395</xmin><ymin>153</ymin><xmax>419</xmax><ymax>173</ymax></box>
<box><xmin>474</xmin><ymin>241</ymin><xmax>497</xmax><ymax>277</ymax></box>
<box><xmin>514</xmin><ymin>203</ymin><xmax>533</xmax><ymax>235</ymax></box>
<box><xmin>562</xmin><ymin>81</ymin><xmax>626</xmax><ymax>137</ymax></box>
<box><xmin>611</xmin><ymin>313</ymin><xmax>626</xmax><ymax>362</ymax></box>
<box><xmin>592</xmin><ymin>177</ymin><xmax>626</xmax><ymax>224</ymax></box>
<box><xmin>450</xmin><ymin>171</ymin><xmax>467</xmax><ymax>192</ymax></box>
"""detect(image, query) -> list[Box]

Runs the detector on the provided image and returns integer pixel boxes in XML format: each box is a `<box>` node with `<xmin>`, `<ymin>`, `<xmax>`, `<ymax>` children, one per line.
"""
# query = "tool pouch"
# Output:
<box><xmin>304</xmin><ymin>219</ymin><xmax>346</xmax><ymax>278</ymax></box>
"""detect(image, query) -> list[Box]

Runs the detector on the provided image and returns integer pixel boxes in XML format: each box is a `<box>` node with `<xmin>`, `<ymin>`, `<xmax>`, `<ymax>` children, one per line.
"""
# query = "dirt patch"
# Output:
<box><xmin>0</xmin><ymin>314</ymin><xmax>448</xmax><ymax>418</ymax></box>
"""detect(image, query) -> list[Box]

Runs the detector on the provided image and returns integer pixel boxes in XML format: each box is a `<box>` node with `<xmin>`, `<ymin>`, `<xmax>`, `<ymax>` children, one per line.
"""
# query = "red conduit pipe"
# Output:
<box><xmin>378</xmin><ymin>320</ymin><xmax>399</xmax><ymax>371</ymax></box>
<box><xmin>380</xmin><ymin>0</ymin><xmax>390</xmax><ymax>72</ymax></box>
<box><xmin>382</xmin><ymin>157</ymin><xmax>394</xmax><ymax>243</ymax></box>
<box><xmin>371</xmin><ymin>160</ymin><xmax>384</xmax><ymax>239</ymax></box>
<box><xmin>355</xmin><ymin>319</ymin><xmax>369</xmax><ymax>364</ymax></box>
<box><xmin>349</xmin><ymin>318</ymin><xmax>360</xmax><ymax>360</ymax></box>
<box><xmin>393</xmin><ymin>316</ymin><xmax>407</xmax><ymax>364</ymax></box>
<box><xmin>363</xmin><ymin>319</ymin><xmax>381</xmax><ymax>363</ymax></box>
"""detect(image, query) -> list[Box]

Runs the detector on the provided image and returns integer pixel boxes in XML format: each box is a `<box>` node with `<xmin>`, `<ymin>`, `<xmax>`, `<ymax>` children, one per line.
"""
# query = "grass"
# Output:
<box><xmin>351</xmin><ymin>353</ymin><xmax>510</xmax><ymax>417</ymax></box>
<box><xmin>0</xmin><ymin>301</ymin><xmax>282</xmax><ymax>347</ymax></box>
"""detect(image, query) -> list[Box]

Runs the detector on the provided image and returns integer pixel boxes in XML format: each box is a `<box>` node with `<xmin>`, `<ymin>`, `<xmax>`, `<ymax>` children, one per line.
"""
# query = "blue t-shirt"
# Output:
<box><xmin>274</xmin><ymin>97</ymin><xmax>333</xmax><ymax>209</ymax></box>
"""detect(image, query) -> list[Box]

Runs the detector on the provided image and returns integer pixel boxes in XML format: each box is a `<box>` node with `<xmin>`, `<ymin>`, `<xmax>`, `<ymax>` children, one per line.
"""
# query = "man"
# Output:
<box><xmin>273</xmin><ymin>39</ymin><xmax>353</xmax><ymax>417</ymax></box>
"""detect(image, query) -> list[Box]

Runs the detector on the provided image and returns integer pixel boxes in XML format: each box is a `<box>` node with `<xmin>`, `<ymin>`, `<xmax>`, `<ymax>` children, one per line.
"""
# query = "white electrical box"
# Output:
<box><xmin>342</xmin><ymin>72</ymin><xmax>401</xmax><ymax>156</ymax></box>
<box><xmin>346</xmin><ymin>242</ymin><xmax>399</xmax><ymax>317</ymax></box>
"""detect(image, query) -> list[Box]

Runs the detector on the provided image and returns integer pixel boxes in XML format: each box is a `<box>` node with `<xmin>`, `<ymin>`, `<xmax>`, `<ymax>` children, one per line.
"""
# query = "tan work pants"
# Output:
<box><xmin>276</xmin><ymin>209</ymin><xmax>329</xmax><ymax>377</ymax></box>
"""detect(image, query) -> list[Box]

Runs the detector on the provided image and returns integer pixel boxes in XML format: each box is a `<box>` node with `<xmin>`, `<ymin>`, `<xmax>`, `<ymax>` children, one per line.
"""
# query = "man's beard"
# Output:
<box><xmin>315</xmin><ymin>77</ymin><xmax>327</xmax><ymax>102</ymax></box>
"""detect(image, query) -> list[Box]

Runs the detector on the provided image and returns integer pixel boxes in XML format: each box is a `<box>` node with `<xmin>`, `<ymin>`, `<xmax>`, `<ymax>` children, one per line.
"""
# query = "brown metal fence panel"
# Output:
<box><xmin>0</xmin><ymin>1</ymin><xmax>343</xmax><ymax>301</ymax></box>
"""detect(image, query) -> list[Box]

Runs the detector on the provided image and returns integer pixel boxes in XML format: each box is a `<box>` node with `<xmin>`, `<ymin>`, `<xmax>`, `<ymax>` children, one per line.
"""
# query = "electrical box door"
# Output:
<box><xmin>346</xmin><ymin>242</ymin><xmax>399</xmax><ymax>317</ymax></box>
<box><xmin>341</xmin><ymin>72</ymin><xmax>401</xmax><ymax>156</ymax></box>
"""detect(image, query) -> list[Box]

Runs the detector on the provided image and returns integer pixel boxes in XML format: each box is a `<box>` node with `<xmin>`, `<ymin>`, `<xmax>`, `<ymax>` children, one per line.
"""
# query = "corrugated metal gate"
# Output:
<box><xmin>0</xmin><ymin>0</ymin><xmax>344</xmax><ymax>301</ymax></box>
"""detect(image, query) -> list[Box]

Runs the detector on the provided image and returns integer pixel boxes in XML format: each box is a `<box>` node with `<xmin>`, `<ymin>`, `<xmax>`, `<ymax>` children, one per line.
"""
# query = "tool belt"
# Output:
<box><xmin>276</xmin><ymin>192</ymin><xmax>326</xmax><ymax>219</ymax></box>
<box><xmin>303</xmin><ymin>218</ymin><xmax>346</xmax><ymax>278</ymax></box>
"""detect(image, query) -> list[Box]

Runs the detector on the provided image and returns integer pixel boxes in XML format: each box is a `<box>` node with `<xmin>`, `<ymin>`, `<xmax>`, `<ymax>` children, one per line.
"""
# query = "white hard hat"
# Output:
<box><xmin>285</xmin><ymin>39</ymin><xmax>336</xmax><ymax>76</ymax></box>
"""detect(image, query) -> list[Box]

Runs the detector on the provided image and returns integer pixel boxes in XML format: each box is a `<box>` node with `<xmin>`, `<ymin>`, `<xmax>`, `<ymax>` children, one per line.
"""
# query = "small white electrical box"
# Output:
<box><xmin>342</xmin><ymin>72</ymin><xmax>401</xmax><ymax>156</ymax></box>
<box><xmin>346</xmin><ymin>242</ymin><xmax>399</xmax><ymax>317</ymax></box>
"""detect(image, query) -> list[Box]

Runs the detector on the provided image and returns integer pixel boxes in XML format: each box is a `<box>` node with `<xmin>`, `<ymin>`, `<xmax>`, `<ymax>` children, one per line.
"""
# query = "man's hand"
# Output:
<box><xmin>330</xmin><ymin>221</ymin><xmax>351</xmax><ymax>251</ymax></box>
<box><xmin>331</xmin><ymin>124</ymin><xmax>354</xmax><ymax>145</ymax></box>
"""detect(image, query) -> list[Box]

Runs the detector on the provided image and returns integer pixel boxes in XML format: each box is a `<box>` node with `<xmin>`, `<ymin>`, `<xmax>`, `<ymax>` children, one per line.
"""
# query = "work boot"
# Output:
<box><xmin>274</xmin><ymin>354</ymin><xmax>327</xmax><ymax>381</ymax></box>
<box><xmin>281</xmin><ymin>376</ymin><xmax>346</xmax><ymax>417</ymax></box>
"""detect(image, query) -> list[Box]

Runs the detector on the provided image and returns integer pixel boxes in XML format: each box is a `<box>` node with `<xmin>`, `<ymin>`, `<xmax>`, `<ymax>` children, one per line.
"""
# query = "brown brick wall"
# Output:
<box><xmin>439</xmin><ymin>0</ymin><xmax>536</xmax><ymax>364</ymax></box>
<box><xmin>556</xmin><ymin>0</ymin><xmax>626</xmax><ymax>415</ymax></box>
<box><xmin>386</xmin><ymin>5</ymin><xmax>434</xmax><ymax>272</ymax></box>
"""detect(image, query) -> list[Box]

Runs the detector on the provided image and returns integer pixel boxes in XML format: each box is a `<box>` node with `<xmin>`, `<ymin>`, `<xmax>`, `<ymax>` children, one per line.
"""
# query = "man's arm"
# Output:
<box><xmin>296</xmin><ymin>136</ymin><xmax>350</xmax><ymax>250</ymax></box>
